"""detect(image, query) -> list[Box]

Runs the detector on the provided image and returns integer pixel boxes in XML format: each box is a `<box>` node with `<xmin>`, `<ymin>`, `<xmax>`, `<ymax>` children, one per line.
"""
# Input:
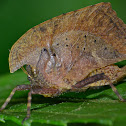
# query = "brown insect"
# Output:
<box><xmin>0</xmin><ymin>2</ymin><xmax>126</xmax><ymax>123</ymax></box>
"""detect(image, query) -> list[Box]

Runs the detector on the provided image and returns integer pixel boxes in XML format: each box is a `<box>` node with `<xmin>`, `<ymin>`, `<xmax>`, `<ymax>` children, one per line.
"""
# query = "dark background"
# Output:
<box><xmin>0</xmin><ymin>0</ymin><xmax>126</xmax><ymax>75</ymax></box>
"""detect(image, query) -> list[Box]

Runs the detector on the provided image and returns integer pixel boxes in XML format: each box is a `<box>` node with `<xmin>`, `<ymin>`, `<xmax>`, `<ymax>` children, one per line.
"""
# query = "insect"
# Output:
<box><xmin>0</xmin><ymin>2</ymin><xmax>126</xmax><ymax>123</ymax></box>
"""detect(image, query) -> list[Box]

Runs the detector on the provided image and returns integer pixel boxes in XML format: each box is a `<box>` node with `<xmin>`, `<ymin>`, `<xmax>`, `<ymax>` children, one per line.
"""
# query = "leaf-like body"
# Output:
<box><xmin>9</xmin><ymin>2</ymin><xmax>126</xmax><ymax>90</ymax></box>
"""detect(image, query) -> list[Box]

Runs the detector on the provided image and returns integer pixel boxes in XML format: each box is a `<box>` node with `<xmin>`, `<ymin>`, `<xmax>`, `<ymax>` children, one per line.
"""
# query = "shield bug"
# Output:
<box><xmin>0</xmin><ymin>2</ymin><xmax>126</xmax><ymax>123</ymax></box>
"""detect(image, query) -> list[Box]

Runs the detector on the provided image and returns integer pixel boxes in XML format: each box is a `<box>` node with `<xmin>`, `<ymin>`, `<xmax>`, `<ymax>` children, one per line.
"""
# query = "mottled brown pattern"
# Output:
<box><xmin>9</xmin><ymin>2</ymin><xmax>126</xmax><ymax>74</ymax></box>
<box><xmin>1</xmin><ymin>3</ymin><xmax>126</xmax><ymax>123</ymax></box>
<box><xmin>8</xmin><ymin>2</ymin><xmax>126</xmax><ymax>95</ymax></box>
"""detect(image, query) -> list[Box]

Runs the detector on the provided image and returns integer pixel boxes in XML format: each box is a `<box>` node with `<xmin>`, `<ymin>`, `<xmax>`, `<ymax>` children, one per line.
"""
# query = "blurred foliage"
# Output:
<box><xmin>0</xmin><ymin>0</ymin><xmax>126</xmax><ymax>75</ymax></box>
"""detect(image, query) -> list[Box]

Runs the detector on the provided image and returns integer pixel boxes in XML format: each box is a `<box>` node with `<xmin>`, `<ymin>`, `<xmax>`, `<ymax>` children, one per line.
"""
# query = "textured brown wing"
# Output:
<box><xmin>9</xmin><ymin>2</ymin><xmax>126</xmax><ymax>73</ymax></box>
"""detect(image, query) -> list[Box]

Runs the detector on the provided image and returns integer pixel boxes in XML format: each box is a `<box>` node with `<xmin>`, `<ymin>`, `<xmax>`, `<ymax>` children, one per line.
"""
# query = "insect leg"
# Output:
<box><xmin>109</xmin><ymin>82</ymin><xmax>126</xmax><ymax>102</ymax></box>
<box><xmin>0</xmin><ymin>84</ymin><xmax>31</xmax><ymax>111</ymax></box>
<box><xmin>22</xmin><ymin>91</ymin><xmax>32</xmax><ymax>124</ymax></box>
<box><xmin>72</xmin><ymin>73</ymin><xmax>105</xmax><ymax>89</ymax></box>
<box><xmin>72</xmin><ymin>72</ymin><xmax>126</xmax><ymax>102</ymax></box>
<box><xmin>102</xmin><ymin>74</ymin><xmax>126</xmax><ymax>102</ymax></box>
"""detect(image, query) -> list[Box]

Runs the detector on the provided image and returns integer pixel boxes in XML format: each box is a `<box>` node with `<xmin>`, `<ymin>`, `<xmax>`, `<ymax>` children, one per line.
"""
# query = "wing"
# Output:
<box><xmin>9</xmin><ymin>2</ymin><xmax>126</xmax><ymax>73</ymax></box>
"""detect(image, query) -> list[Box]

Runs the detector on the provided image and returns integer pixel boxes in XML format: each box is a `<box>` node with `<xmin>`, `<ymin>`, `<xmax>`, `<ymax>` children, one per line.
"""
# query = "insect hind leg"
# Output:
<box><xmin>102</xmin><ymin>74</ymin><xmax>126</xmax><ymax>102</ymax></box>
<box><xmin>72</xmin><ymin>71</ymin><xmax>126</xmax><ymax>102</ymax></box>
<box><xmin>109</xmin><ymin>81</ymin><xmax>126</xmax><ymax>102</ymax></box>
<box><xmin>72</xmin><ymin>73</ymin><xmax>106</xmax><ymax>89</ymax></box>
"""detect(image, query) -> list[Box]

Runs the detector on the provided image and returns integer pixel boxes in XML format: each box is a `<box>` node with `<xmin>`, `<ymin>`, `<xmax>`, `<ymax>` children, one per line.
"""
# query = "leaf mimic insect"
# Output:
<box><xmin>0</xmin><ymin>2</ymin><xmax>126</xmax><ymax>124</ymax></box>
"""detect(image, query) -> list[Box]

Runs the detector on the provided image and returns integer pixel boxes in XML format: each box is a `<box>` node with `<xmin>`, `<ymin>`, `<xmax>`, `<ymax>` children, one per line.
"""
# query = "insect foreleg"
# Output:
<box><xmin>0</xmin><ymin>84</ymin><xmax>31</xmax><ymax>111</ymax></box>
<box><xmin>22</xmin><ymin>91</ymin><xmax>32</xmax><ymax>124</ymax></box>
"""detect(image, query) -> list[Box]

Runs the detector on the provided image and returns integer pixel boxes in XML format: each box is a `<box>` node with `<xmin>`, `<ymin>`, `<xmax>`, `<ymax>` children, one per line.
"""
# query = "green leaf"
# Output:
<box><xmin>0</xmin><ymin>69</ymin><xmax>126</xmax><ymax>126</ymax></box>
